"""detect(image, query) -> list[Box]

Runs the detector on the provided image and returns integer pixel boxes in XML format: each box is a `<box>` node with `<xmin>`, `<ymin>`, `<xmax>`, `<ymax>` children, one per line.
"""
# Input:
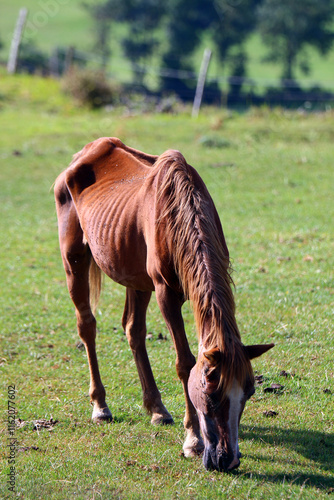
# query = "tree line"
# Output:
<box><xmin>87</xmin><ymin>0</ymin><xmax>334</xmax><ymax>99</ymax></box>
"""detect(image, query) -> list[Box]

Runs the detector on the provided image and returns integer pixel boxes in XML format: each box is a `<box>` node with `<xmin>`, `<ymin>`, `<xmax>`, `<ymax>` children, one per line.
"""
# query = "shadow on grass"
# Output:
<box><xmin>239</xmin><ymin>424</ymin><xmax>334</xmax><ymax>490</ymax></box>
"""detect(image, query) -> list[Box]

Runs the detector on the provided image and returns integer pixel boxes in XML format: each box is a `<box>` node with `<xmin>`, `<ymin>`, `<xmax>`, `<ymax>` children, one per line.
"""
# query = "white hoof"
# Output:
<box><xmin>92</xmin><ymin>406</ymin><xmax>113</xmax><ymax>422</ymax></box>
<box><xmin>151</xmin><ymin>412</ymin><xmax>174</xmax><ymax>425</ymax></box>
<box><xmin>183</xmin><ymin>434</ymin><xmax>204</xmax><ymax>457</ymax></box>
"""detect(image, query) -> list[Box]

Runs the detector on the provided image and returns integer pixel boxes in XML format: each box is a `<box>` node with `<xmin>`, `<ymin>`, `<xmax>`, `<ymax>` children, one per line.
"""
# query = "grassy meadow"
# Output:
<box><xmin>0</xmin><ymin>72</ymin><xmax>333</xmax><ymax>499</ymax></box>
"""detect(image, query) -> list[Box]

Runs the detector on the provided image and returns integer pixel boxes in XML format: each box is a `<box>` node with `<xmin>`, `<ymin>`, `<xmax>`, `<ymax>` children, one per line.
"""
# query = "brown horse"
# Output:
<box><xmin>54</xmin><ymin>137</ymin><xmax>274</xmax><ymax>472</ymax></box>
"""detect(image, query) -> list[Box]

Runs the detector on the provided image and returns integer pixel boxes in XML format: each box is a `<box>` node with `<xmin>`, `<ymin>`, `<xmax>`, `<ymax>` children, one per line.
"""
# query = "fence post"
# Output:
<box><xmin>192</xmin><ymin>48</ymin><xmax>212</xmax><ymax>118</ymax></box>
<box><xmin>49</xmin><ymin>47</ymin><xmax>60</xmax><ymax>77</ymax></box>
<box><xmin>64</xmin><ymin>46</ymin><xmax>75</xmax><ymax>74</ymax></box>
<box><xmin>7</xmin><ymin>8</ymin><xmax>28</xmax><ymax>74</ymax></box>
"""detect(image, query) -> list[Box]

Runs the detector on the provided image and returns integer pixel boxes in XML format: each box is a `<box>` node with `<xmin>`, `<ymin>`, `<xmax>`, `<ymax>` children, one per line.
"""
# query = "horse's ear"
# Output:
<box><xmin>244</xmin><ymin>343</ymin><xmax>275</xmax><ymax>360</ymax></box>
<box><xmin>203</xmin><ymin>348</ymin><xmax>221</xmax><ymax>366</ymax></box>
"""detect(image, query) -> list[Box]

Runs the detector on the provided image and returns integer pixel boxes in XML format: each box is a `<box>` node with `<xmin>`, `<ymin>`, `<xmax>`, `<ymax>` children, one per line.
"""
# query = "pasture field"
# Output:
<box><xmin>0</xmin><ymin>73</ymin><xmax>333</xmax><ymax>499</ymax></box>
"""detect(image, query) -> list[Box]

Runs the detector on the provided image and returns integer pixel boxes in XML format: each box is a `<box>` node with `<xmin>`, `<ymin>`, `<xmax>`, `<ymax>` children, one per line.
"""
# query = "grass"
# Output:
<box><xmin>0</xmin><ymin>72</ymin><xmax>333</xmax><ymax>499</ymax></box>
<box><xmin>0</xmin><ymin>0</ymin><xmax>94</xmax><ymax>53</ymax></box>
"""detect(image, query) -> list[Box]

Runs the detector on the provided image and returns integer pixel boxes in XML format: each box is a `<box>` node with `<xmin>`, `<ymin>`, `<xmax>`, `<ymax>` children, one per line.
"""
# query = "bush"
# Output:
<box><xmin>62</xmin><ymin>67</ymin><xmax>120</xmax><ymax>108</ymax></box>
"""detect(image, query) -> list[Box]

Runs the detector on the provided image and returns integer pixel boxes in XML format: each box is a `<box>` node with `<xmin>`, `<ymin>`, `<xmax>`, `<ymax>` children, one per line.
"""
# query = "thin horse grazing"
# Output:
<box><xmin>54</xmin><ymin>137</ymin><xmax>274</xmax><ymax>472</ymax></box>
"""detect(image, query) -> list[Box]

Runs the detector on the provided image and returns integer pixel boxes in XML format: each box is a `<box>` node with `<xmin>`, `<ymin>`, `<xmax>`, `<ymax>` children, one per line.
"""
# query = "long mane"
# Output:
<box><xmin>155</xmin><ymin>150</ymin><xmax>252</xmax><ymax>389</ymax></box>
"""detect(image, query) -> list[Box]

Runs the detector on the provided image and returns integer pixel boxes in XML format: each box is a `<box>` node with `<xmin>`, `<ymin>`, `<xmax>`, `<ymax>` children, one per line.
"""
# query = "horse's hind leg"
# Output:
<box><xmin>55</xmin><ymin>177</ymin><xmax>112</xmax><ymax>422</ymax></box>
<box><xmin>122</xmin><ymin>288</ymin><xmax>173</xmax><ymax>425</ymax></box>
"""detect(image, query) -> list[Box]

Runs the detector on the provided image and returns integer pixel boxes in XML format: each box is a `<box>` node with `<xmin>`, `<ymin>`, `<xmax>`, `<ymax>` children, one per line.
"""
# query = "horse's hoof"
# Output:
<box><xmin>183</xmin><ymin>437</ymin><xmax>204</xmax><ymax>457</ymax></box>
<box><xmin>151</xmin><ymin>414</ymin><xmax>174</xmax><ymax>425</ymax></box>
<box><xmin>92</xmin><ymin>407</ymin><xmax>113</xmax><ymax>423</ymax></box>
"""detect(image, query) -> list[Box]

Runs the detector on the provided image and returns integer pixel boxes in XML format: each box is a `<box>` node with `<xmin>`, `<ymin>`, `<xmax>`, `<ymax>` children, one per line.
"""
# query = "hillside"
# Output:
<box><xmin>1</xmin><ymin>1</ymin><xmax>334</xmax><ymax>97</ymax></box>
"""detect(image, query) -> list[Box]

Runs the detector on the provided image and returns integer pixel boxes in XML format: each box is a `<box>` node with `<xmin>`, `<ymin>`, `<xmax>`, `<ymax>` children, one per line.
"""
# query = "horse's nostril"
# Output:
<box><xmin>227</xmin><ymin>458</ymin><xmax>241</xmax><ymax>471</ymax></box>
<box><xmin>203</xmin><ymin>446</ymin><xmax>216</xmax><ymax>471</ymax></box>
<box><xmin>217</xmin><ymin>453</ymin><xmax>230</xmax><ymax>472</ymax></box>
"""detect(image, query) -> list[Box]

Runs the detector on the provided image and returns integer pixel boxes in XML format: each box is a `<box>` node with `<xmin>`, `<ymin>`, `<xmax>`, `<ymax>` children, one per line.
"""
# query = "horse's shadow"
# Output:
<box><xmin>239</xmin><ymin>424</ymin><xmax>334</xmax><ymax>490</ymax></box>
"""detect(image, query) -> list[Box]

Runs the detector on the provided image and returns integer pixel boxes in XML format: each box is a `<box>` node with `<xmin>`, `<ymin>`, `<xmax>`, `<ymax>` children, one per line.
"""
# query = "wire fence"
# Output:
<box><xmin>63</xmin><ymin>47</ymin><xmax>334</xmax><ymax>90</ymax></box>
<box><xmin>4</xmin><ymin>3</ymin><xmax>334</xmax><ymax>108</ymax></box>
<box><xmin>7</xmin><ymin>42</ymin><xmax>334</xmax><ymax>107</ymax></box>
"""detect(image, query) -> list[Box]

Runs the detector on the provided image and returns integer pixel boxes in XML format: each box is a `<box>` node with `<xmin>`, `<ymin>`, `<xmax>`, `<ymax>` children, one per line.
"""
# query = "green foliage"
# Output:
<box><xmin>161</xmin><ymin>0</ymin><xmax>217</xmax><ymax>97</ymax></box>
<box><xmin>2</xmin><ymin>0</ymin><xmax>334</xmax><ymax>98</ymax></box>
<box><xmin>257</xmin><ymin>0</ymin><xmax>334</xmax><ymax>80</ymax></box>
<box><xmin>84</xmin><ymin>1</ymin><xmax>114</xmax><ymax>69</ymax></box>
<box><xmin>16</xmin><ymin>41</ymin><xmax>49</xmax><ymax>74</ymax></box>
<box><xmin>213</xmin><ymin>0</ymin><xmax>261</xmax><ymax>59</ymax></box>
<box><xmin>86</xmin><ymin>0</ymin><xmax>165</xmax><ymax>85</ymax></box>
<box><xmin>161</xmin><ymin>0</ymin><xmax>260</xmax><ymax>97</ymax></box>
<box><xmin>0</xmin><ymin>74</ymin><xmax>333</xmax><ymax>498</ymax></box>
<box><xmin>119</xmin><ymin>0</ymin><xmax>165</xmax><ymax>86</ymax></box>
<box><xmin>84</xmin><ymin>0</ymin><xmax>334</xmax><ymax>96</ymax></box>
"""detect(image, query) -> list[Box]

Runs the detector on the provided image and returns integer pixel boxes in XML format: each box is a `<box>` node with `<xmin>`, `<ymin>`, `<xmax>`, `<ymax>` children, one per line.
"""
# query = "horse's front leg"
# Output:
<box><xmin>122</xmin><ymin>288</ymin><xmax>173</xmax><ymax>425</ymax></box>
<box><xmin>155</xmin><ymin>283</ymin><xmax>204</xmax><ymax>457</ymax></box>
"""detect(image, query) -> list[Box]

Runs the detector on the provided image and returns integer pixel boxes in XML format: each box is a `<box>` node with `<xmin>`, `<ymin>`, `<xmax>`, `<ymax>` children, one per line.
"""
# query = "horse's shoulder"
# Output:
<box><xmin>64</xmin><ymin>137</ymin><xmax>154</xmax><ymax>200</ymax></box>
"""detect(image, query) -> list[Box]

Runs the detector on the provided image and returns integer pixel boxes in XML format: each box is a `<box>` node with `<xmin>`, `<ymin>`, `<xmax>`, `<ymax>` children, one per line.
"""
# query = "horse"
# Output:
<box><xmin>54</xmin><ymin>137</ymin><xmax>274</xmax><ymax>472</ymax></box>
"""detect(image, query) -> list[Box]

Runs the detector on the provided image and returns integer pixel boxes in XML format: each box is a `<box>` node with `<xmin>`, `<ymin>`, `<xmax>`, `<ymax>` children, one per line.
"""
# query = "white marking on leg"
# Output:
<box><xmin>92</xmin><ymin>406</ymin><xmax>112</xmax><ymax>422</ymax></box>
<box><xmin>227</xmin><ymin>379</ymin><xmax>243</xmax><ymax>468</ymax></box>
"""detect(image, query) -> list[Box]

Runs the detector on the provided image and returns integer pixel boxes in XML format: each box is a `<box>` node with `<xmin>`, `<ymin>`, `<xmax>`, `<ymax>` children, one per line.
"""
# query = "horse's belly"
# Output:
<box><xmin>77</xmin><ymin>181</ymin><xmax>155</xmax><ymax>291</ymax></box>
<box><xmin>95</xmin><ymin>251</ymin><xmax>155</xmax><ymax>291</ymax></box>
<box><xmin>84</xmin><ymin>214</ymin><xmax>154</xmax><ymax>291</ymax></box>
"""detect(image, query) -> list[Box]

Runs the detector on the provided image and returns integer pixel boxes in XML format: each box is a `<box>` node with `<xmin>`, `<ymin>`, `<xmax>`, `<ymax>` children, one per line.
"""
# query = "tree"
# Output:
<box><xmin>118</xmin><ymin>0</ymin><xmax>165</xmax><ymax>86</ymax></box>
<box><xmin>161</xmin><ymin>0</ymin><xmax>217</xmax><ymax>98</ymax></box>
<box><xmin>257</xmin><ymin>0</ymin><xmax>334</xmax><ymax>81</ymax></box>
<box><xmin>161</xmin><ymin>0</ymin><xmax>260</xmax><ymax>99</ymax></box>
<box><xmin>84</xmin><ymin>1</ymin><xmax>115</xmax><ymax>69</ymax></box>
<box><xmin>86</xmin><ymin>0</ymin><xmax>165</xmax><ymax>85</ymax></box>
<box><xmin>213</xmin><ymin>0</ymin><xmax>261</xmax><ymax>98</ymax></box>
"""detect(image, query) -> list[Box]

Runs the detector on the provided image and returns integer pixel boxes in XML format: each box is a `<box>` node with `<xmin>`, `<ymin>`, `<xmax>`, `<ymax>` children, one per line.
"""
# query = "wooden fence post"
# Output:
<box><xmin>192</xmin><ymin>48</ymin><xmax>212</xmax><ymax>118</ymax></box>
<box><xmin>7</xmin><ymin>8</ymin><xmax>28</xmax><ymax>74</ymax></box>
<box><xmin>64</xmin><ymin>46</ymin><xmax>75</xmax><ymax>74</ymax></box>
<box><xmin>49</xmin><ymin>47</ymin><xmax>60</xmax><ymax>77</ymax></box>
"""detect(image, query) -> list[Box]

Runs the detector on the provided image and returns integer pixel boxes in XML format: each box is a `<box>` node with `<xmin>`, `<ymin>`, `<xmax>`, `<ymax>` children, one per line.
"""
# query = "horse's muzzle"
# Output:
<box><xmin>203</xmin><ymin>446</ymin><xmax>241</xmax><ymax>472</ymax></box>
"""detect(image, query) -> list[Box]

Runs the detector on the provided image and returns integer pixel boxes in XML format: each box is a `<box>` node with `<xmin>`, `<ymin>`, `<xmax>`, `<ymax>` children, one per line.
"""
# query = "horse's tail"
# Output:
<box><xmin>89</xmin><ymin>253</ymin><xmax>102</xmax><ymax>314</ymax></box>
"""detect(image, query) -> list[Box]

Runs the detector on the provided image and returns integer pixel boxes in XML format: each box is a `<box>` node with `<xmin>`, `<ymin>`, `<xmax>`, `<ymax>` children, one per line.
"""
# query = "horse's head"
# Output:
<box><xmin>188</xmin><ymin>343</ymin><xmax>274</xmax><ymax>472</ymax></box>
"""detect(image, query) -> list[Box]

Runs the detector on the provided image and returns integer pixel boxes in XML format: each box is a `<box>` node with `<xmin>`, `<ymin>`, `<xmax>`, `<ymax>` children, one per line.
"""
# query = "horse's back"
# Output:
<box><xmin>64</xmin><ymin>137</ymin><xmax>156</xmax><ymax>203</ymax></box>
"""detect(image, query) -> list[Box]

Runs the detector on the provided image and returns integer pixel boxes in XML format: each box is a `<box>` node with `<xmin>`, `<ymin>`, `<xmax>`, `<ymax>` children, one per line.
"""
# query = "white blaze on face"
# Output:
<box><xmin>197</xmin><ymin>409</ymin><xmax>211</xmax><ymax>446</ymax></box>
<box><xmin>227</xmin><ymin>378</ymin><xmax>244</xmax><ymax>469</ymax></box>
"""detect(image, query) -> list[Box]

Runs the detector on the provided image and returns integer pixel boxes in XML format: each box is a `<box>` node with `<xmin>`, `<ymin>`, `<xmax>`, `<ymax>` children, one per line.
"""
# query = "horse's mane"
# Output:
<box><xmin>155</xmin><ymin>150</ymin><xmax>252</xmax><ymax>390</ymax></box>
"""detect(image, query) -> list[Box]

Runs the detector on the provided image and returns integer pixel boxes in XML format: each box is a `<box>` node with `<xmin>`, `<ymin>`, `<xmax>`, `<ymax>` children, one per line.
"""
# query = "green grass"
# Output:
<box><xmin>0</xmin><ymin>0</ymin><xmax>94</xmax><ymax>52</ymax></box>
<box><xmin>0</xmin><ymin>73</ymin><xmax>333</xmax><ymax>499</ymax></box>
